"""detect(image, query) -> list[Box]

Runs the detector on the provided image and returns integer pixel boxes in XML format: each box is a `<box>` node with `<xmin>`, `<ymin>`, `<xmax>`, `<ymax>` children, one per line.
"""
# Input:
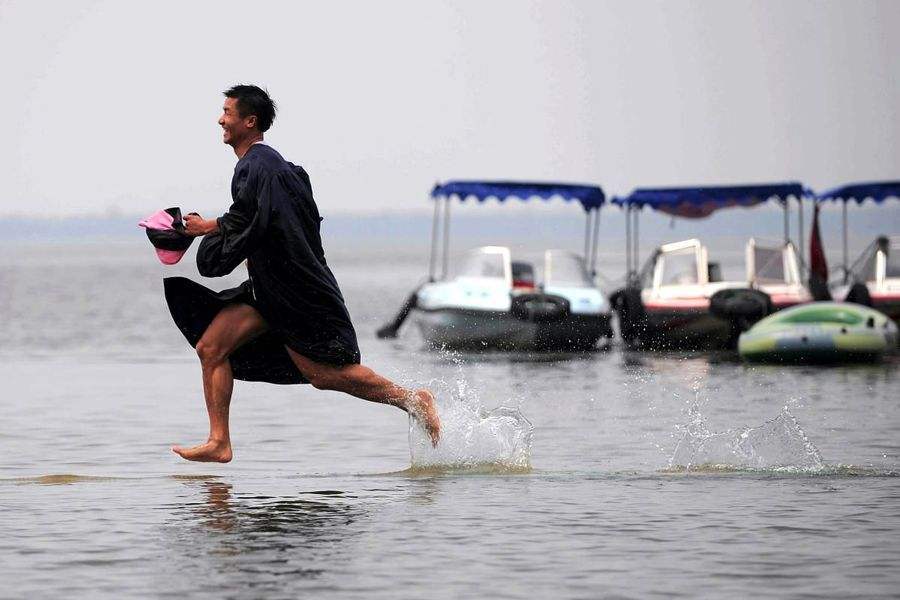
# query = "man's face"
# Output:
<box><xmin>218</xmin><ymin>97</ymin><xmax>256</xmax><ymax>146</ymax></box>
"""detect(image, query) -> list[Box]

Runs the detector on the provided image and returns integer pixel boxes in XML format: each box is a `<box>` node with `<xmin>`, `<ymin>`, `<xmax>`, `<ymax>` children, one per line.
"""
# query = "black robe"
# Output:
<box><xmin>164</xmin><ymin>143</ymin><xmax>360</xmax><ymax>385</ymax></box>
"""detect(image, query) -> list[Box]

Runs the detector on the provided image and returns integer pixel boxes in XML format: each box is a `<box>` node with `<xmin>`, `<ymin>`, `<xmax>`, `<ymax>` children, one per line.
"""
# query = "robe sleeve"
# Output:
<box><xmin>197</xmin><ymin>161</ymin><xmax>272</xmax><ymax>277</ymax></box>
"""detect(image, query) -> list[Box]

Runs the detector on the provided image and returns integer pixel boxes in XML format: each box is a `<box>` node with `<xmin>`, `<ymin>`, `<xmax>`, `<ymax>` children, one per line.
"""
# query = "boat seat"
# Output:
<box><xmin>511</xmin><ymin>261</ymin><xmax>536</xmax><ymax>289</ymax></box>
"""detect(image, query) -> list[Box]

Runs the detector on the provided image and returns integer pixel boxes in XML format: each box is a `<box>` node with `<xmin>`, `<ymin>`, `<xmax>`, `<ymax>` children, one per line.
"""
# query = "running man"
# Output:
<box><xmin>165</xmin><ymin>84</ymin><xmax>440</xmax><ymax>462</ymax></box>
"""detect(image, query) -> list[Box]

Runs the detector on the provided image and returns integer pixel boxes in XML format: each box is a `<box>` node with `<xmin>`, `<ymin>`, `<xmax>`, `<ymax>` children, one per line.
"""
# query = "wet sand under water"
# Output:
<box><xmin>2</xmin><ymin>244</ymin><xmax>900</xmax><ymax>598</ymax></box>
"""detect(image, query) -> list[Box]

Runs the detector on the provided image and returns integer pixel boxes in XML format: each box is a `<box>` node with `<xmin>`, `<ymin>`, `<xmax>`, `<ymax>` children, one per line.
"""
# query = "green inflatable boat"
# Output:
<box><xmin>738</xmin><ymin>302</ymin><xmax>898</xmax><ymax>364</ymax></box>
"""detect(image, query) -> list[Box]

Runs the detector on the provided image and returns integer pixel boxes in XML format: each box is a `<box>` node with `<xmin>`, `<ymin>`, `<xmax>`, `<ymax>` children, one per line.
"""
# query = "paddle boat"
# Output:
<box><xmin>611</xmin><ymin>183</ymin><xmax>813</xmax><ymax>350</ymax></box>
<box><xmin>377</xmin><ymin>181</ymin><xmax>613</xmax><ymax>351</ymax></box>
<box><xmin>816</xmin><ymin>182</ymin><xmax>900</xmax><ymax>324</ymax></box>
<box><xmin>738</xmin><ymin>302</ymin><xmax>898</xmax><ymax>363</ymax></box>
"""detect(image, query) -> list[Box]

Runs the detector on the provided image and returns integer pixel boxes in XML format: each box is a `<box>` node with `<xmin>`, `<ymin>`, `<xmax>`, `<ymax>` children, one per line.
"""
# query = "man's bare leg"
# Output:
<box><xmin>285</xmin><ymin>347</ymin><xmax>441</xmax><ymax>446</ymax></box>
<box><xmin>172</xmin><ymin>303</ymin><xmax>269</xmax><ymax>462</ymax></box>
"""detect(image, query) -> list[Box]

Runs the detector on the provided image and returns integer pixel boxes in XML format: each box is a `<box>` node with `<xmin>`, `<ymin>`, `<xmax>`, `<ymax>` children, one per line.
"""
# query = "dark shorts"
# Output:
<box><xmin>164</xmin><ymin>277</ymin><xmax>309</xmax><ymax>385</ymax></box>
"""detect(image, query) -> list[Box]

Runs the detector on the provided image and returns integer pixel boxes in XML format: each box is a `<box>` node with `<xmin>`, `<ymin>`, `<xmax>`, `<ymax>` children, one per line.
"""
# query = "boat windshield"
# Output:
<box><xmin>850</xmin><ymin>237</ymin><xmax>899</xmax><ymax>282</ymax></box>
<box><xmin>885</xmin><ymin>238</ymin><xmax>900</xmax><ymax>279</ymax></box>
<box><xmin>752</xmin><ymin>245</ymin><xmax>786</xmax><ymax>283</ymax></box>
<box><xmin>660</xmin><ymin>248</ymin><xmax>699</xmax><ymax>286</ymax></box>
<box><xmin>454</xmin><ymin>248</ymin><xmax>508</xmax><ymax>280</ymax></box>
<box><xmin>544</xmin><ymin>251</ymin><xmax>593</xmax><ymax>287</ymax></box>
<box><xmin>853</xmin><ymin>246</ymin><xmax>879</xmax><ymax>282</ymax></box>
<box><xmin>746</xmin><ymin>239</ymin><xmax>800</xmax><ymax>285</ymax></box>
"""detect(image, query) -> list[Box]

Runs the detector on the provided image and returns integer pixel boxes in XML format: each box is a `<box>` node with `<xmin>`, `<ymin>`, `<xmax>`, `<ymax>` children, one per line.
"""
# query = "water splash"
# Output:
<box><xmin>407</xmin><ymin>370</ymin><xmax>533</xmax><ymax>471</ymax></box>
<box><xmin>668</xmin><ymin>409</ymin><xmax>824</xmax><ymax>472</ymax></box>
<box><xmin>409</xmin><ymin>405</ymin><xmax>533</xmax><ymax>471</ymax></box>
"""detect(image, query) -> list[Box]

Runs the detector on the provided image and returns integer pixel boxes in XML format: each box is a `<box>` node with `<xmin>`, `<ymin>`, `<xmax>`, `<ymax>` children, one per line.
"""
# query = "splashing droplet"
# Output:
<box><xmin>409</xmin><ymin>404</ymin><xmax>534</xmax><ymax>471</ymax></box>
<box><xmin>669</xmin><ymin>409</ymin><xmax>823</xmax><ymax>472</ymax></box>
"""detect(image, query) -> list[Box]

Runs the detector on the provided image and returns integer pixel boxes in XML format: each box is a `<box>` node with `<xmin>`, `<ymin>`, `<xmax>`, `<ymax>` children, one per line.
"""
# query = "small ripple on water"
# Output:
<box><xmin>9</xmin><ymin>474</ymin><xmax>125</xmax><ymax>485</ymax></box>
<box><xmin>661</xmin><ymin>464</ymin><xmax>899</xmax><ymax>477</ymax></box>
<box><xmin>400</xmin><ymin>463</ymin><xmax>533</xmax><ymax>477</ymax></box>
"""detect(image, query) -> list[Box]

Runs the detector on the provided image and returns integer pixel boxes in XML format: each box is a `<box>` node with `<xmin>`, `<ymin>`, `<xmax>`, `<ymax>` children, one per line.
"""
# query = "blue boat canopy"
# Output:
<box><xmin>612</xmin><ymin>183</ymin><xmax>807</xmax><ymax>219</ymax></box>
<box><xmin>430</xmin><ymin>180</ymin><xmax>605</xmax><ymax>211</ymax></box>
<box><xmin>816</xmin><ymin>181</ymin><xmax>900</xmax><ymax>204</ymax></box>
<box><xmin>612</xmin><ymin>182</ymin><xmax>808</xmax><ymax>219</ymax></box>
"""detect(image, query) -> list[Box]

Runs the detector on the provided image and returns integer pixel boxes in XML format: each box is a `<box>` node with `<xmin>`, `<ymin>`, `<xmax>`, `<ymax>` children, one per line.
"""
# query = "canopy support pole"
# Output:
<box><xmin>797</xmin><ymin>196</ymin><xmax>805</xmax><ymax>264</ymax></box>
<box><xmin>584</xmin><ymin>210</ymin><xmax>593</xmax><ymax>262</ymax></box>
<box><xmin>428</xmin><ymin>197</ymin><xmax>441</xmax><ymax>282</ymax></box>
<box><xmin>625</xmin><ymin>204</ymin><xmax>632</xmax><ymax>279</ymax></box>
<box><xmin>842</xmin><ymin>199</ymin><xmax>849</xmax><ymax>284</ymax></box>
<box><xmin>590</xmin><ymin>208</ymin><xmax>601</xmax><ymax>276</ymax></box>
<box><xmin>632</xmin><ymin>207</ymin><xmax>640</xmax><ymax>274</ymax></box>
<box><xmin>782</xmin><ymin>200</ymin><xmax>790</xmax><ymax>245</ymax></box>
<box><xmin>441</xmin><ymin>197</ymin><xmax>451</xmax><ymax>280</ymax></box>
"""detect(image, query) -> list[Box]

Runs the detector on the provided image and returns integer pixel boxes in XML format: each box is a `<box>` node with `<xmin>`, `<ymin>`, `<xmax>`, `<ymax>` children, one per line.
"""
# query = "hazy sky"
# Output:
<box><xmin>1</xmin><ymin>0</ymin><xmax>898</xmax><ymax>218</ymax></box>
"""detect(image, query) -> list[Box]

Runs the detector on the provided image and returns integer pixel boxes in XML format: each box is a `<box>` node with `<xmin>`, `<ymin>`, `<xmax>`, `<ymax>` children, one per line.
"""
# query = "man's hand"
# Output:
<box><xmin>184</xmin><ymin>213</ymin><xmax>218</xmax><ymax>237</ymax></box>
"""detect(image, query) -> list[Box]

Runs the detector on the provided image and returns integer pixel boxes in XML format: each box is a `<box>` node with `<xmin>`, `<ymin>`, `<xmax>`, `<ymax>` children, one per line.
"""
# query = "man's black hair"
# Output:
<box><xmin>223</xmin><ymin>84</ymin><xmax>277</xmax><ymax>132</ymax></box>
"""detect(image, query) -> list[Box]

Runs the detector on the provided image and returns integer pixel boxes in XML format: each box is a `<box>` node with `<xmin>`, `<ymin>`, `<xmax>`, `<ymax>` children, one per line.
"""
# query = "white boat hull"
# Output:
<box><xmin>413</xmin><ymin>308</ymin><xmax>612</xmax><ymax>351</ymax></box>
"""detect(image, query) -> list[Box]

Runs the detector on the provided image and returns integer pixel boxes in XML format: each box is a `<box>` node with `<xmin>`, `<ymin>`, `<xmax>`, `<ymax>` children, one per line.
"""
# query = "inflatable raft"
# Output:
<box><xmin>738</xmin><ymin>302</ymin><xmax>898</xmax><ymax>364</ymax></box>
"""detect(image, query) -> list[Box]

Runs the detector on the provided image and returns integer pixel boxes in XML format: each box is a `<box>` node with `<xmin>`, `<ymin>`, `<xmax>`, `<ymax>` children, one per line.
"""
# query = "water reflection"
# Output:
<box><xmin>197</xmin><ymin>480</ymin><xmax>237</xmax><ymax>534</ymax></box>
<box><xmin>427</xmin><ymin>347</ymin><xmax>612</xmax><ymax>366</ymax></box>
<box><xmin>621</xmin><ymin>349</ymin><xmax>717</xmax><ymax>372</ymax></box>
<box><xmin>396</xmin><ymin>473</ymin><xmax>445</xmax><ymax>506</ymax></box>
<box><xmin>163</xmin><ymin>478</ymin><xmax>364</xmax><ymax>588</ymax></box>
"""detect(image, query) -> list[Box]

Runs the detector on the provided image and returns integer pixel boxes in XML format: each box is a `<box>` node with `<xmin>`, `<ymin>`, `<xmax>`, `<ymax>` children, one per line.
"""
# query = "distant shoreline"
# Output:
<box><xmin>0</xmin><ymin>205</ymin><xmax>893</xmax><ymax>261</ymax></box>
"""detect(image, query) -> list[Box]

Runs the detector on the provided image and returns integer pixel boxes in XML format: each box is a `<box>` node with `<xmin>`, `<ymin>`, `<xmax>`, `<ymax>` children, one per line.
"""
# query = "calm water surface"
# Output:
<box><xmin>1</xmin><ymin>242</ymin><xmax>899</xmax><ymax>598</ymax></box>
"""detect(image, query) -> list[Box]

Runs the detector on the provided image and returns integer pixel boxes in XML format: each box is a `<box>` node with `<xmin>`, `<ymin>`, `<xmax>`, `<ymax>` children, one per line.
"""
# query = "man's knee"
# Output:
<box><xmin>196</xmin><ymin>338</ymin><xmax>228</xmax><ymax>365</ymax></box>
<box><xmin>196</xmin><ymin>305</ymin><xmax>267</xmax><ymax>365</ymax></box>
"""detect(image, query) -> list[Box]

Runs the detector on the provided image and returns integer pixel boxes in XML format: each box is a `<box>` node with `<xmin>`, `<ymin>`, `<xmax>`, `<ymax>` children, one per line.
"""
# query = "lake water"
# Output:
<box><xmin>2</xmin><ymin>241</ymin><xmax>899</xmax><ymax>598</ymax></box>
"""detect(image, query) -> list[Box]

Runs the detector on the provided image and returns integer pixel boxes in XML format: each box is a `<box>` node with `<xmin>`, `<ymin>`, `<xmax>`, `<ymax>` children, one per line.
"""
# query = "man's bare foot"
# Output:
<box><xmin>409</xmin><ymin>389</ymin><xmax>441</xmax><ymax>446</ymax></box>
<box><xmin>172</xmin><ymin>439</ymin><xmax>233</xmax><ymax>463</ymax></box>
